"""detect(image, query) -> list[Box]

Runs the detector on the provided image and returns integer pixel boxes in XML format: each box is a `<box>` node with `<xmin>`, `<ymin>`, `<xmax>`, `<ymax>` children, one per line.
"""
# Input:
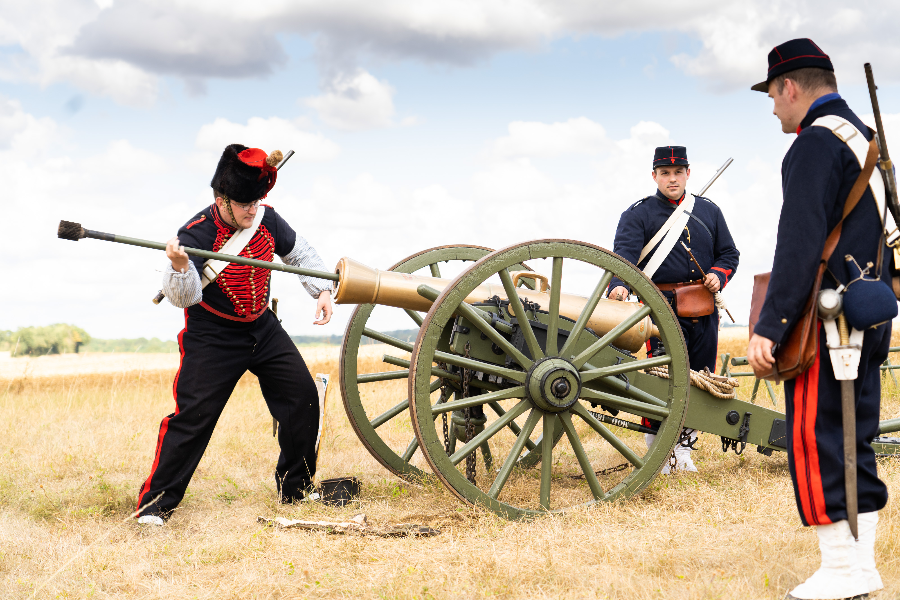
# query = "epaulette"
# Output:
<box><xmin>693</xmin><ymin>195</ymin><xmax>719</xmax><ymax>207</ymax></box>
<box><xmin>627</xmin><ymin>196</ymin><xmax>655</xmax><ymax>211</ymax></box>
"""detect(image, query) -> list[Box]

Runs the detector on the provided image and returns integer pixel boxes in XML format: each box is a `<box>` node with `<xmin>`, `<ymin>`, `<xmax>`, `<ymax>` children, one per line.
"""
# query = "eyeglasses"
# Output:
<box><xmin>230</xmin><ymin>199</ymin><xmax>261</xmax><ymax>211</ymax></box>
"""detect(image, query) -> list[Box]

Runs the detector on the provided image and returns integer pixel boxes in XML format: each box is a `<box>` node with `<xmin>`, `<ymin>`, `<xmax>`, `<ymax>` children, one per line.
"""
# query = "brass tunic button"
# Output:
<box><xmin>781</xmin><ymin>318</ymin><xmax>787</xmax><ymax>324</ymax></box>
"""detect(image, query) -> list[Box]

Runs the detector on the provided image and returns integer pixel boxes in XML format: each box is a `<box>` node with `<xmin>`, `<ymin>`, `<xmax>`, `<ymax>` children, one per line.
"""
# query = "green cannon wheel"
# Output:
<box><xmin>408</xmin><ymin>239</ymin><xmax>690</xmax><ymax>519</ymax></box>
<box><xmin>339</xmin><ymin>245</ymin><xmax>554</xmax><ymax>482</ymax></box>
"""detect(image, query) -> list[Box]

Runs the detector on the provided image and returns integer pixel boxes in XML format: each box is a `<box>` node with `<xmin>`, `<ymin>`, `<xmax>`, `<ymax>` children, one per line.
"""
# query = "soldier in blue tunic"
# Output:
<box><xmin>746</xmin><ymin>39</ymin><xmax>890</xmax><ymax>600</ymax></box>
<box><xmin>609</xmin><ymin>146</ymin><xmax>740</xmax><ymax>471</ymax></box>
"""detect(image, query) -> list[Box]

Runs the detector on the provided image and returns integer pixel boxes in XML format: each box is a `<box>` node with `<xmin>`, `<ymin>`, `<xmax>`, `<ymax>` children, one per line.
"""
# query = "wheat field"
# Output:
<box><xmin>2</xmin><ymin>332</ymin><xmax>900</xmax><ymax>599</ymax></box>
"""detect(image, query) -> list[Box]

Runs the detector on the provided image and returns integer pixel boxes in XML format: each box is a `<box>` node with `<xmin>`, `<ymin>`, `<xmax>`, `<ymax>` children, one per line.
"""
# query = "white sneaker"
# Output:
<box><xmin>857</xmin><ymin>512</ymin><xmax>883</xmax><ymax>593</ymax></box>
<box><xmin>137</xmin><ymin>515</ymin><xmax>165</xmax><ymax>526</ymax></box>
<box><xmin>788</xmin><ymin>520</ymin><xmax>869</xmax><ymax>599</ymax></box>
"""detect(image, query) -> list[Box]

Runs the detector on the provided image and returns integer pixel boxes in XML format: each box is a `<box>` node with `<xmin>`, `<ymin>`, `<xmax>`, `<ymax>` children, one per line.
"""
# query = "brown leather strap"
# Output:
<box><xmin>656</xmin><ymin>280</ymin><xmax>703</xmax><ymax>291</ymax></box>
<box><xmin>821</xmin><ymin>137</ymin><xmax>879</xmax><ymax>263</ymax></box>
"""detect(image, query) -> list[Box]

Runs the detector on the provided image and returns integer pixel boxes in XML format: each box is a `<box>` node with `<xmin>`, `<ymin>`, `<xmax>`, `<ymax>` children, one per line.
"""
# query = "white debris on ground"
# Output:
<box><xmin>257</xmin><ymin>513</ymin><xmax>440</xmax><ymax>537</ymax></box>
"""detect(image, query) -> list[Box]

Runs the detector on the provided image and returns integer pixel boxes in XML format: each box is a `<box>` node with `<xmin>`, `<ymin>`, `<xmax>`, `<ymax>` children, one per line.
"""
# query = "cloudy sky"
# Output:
<box><xmin>5</xmin><ymin>0</ymin><xmax>900</xmax><ymax>341</ymax></box>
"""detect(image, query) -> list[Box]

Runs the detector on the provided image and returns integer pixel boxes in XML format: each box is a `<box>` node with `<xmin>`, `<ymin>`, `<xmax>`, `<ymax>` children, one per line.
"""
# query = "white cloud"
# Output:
<box><xmin>670</xmin><ymin>2</ymin><xmax>900</xmax><ymax>91</ymax></box>
<box><xmin>488</xmin><ymin>117</ymin><xmax>608</xmax><ymax>159</ymax></box>
<box><xmin>0</xmin><ymin>1</ymin><xmax>160</xmax><ymax>106</ymax></box>
<box><xmin>1</xmin><ymin>100</ymin><xmax>193</xmax><ymax>338</ymax></box>
<box><xmin>195</xmin><ymin>117</ymin><xmax>341</xmax><ymax>163</ymax></box>
<box><xmin>0</xmin><ymin>96</ymin><xmax>60</xmax><ymax>153</ymax></box>
<box><xmin>4</xmin><ymin>1</ymin><xmax>900</xmax><ymax>104</ymax></box>
<box><xmin>305</xmin><ymin>69</ymin><xmax>398</xmax><ymax>131</ymax></box>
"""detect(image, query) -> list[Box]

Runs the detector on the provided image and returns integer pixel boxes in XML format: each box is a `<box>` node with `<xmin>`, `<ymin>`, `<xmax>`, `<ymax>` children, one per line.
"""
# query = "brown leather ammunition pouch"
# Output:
<box><xmin>657</xmin><ymin>281</ymin><xmax>715</xmax><ymax>318</ymax></box>
<box><xmin>749</xmin><ymin>267</ymin><xmax>823</xmax><ymax>383</ymax></box>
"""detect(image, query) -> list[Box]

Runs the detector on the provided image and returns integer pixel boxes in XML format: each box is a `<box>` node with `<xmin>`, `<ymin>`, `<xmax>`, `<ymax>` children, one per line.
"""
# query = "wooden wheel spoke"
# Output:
<box><xmin>401</xmin><ymin>437</ymin><xmax>419</xmax><ymax>462</ymax></box>
<box><xmin>499</xmin><ymin>268</ymin><xmax>544</xmax><ymax>361</ymax></box>
<box><xmin>580</xmin><ymin>355</ymin><xmax>672</xmax><ymax>383</ymax></box>
<box><xmin>449</xmin><ymin>400</ymin><xmax>529</xmax><ymax>465</ymax></box>
<box><xmin>540</xmin><ymin>414</ymin><xmax>556</xmax><ymax>510</ymax></box>
<box><xmin>357</xmin><ymin>370</ymin><xmax>408</xmax><ymax>384</ymax></box>
<box><xmin>429</xmin><ymin>263</ymin><xmax>441</xmax><ymax>278</ymax></box>
<box><xmin>433</xmin><ymin>349</ymin><xmax>526</xmax><ymax>383</ymax></box>
<box><xmin>370</xmin><ymin>398</ymin><xmax>410</xmax><ymax>429</ymax></box>
<box><xmin>371</xmin><ymin>379</ymin><xmax>442</xmax><ymax>431</ymax></box>
<box><xmin>545</xmin><ymin>257</ymin><xmax>563</xmax><ymax>356</ymax></box>
<box><xmin>487</xmin><ymin>409</ymin><xmax>541</xmax><ymax>499</ymax></box>
<box><xmin>571</xmin><ymin>304</ymin><xmax>652</xmax><ymax>369</ymax></box>
<box><xmin>559</xmin><ymin>270</ymin><xmax>613</xmax><ymax>358</ymax></box>
<box><xmin>363</xmin><ymin>327</ymin><xmax>413</xmax><ymax>353</ymax></box>
<box><xmin>382</xmin><ymin>355</ymin><xmax>459</xmax><ymax>382</ymax></box>
<box><xmin>571</xmin><ymin>403</ymin><xmax>644</xmax><ymax>468</ymax></box>
<box><xmin>405</xmin><ymin>309</ymin><xmax>424</xmax><ymax>327</ymax></box>
<box><xmin>487</xmin><ymin>401</ymin><xmax>537</xmax><ymax>452</ymax></box>
<box><xmin>579</xmin><ymin>388</ymin><xmax>669</xmax><ymax>420</ymax></box>
<box><xmin>582</xmin><ymin>362</ymin><xmax>667</xmax><ymax>407</ymax></box>
<box><xmin>558</xmin><ymin>412</ymin><xmax>604</xmax><ymax>500</ymax></box>
<box><xmin>431</xmin><ymin>386</ymin><xmax>525</xmax><ymax>415</ymax></box>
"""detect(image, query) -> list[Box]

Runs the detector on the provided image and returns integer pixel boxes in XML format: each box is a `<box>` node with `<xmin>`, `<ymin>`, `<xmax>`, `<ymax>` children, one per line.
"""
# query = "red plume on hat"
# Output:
<box><xmin>210</xmin><ymin>144</ymin><xmax>283</xmax><ymax>203</ymax></box>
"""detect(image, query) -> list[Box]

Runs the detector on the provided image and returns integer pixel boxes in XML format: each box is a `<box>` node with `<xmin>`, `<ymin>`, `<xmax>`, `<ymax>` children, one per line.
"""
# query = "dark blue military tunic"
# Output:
<box><xmin>755</xmin><ymin>96</ymin><xmax>890</xmax><ymax>525</ymax></box>
<box><xmin>611</xmin><ymin>189</ymin><xmax>740</xmax><ymax>372</ymax></box>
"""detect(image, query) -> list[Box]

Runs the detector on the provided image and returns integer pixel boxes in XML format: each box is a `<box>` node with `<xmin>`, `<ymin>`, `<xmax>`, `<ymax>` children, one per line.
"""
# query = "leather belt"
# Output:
<box><xmin>656</xmin><ymin>280</ymin><xmax>703</xmax><ymax>292</ymax></box>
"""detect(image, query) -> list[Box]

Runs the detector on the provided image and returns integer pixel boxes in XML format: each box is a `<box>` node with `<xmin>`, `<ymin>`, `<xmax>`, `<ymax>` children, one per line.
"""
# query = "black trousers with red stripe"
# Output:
<box><xmin>785</xmin><ymin>321</ymin><xmax>890</xmax><ymax>526</ymax></box>
<box><xmin>136</xmin><ymin>308</ymin><xmax>320</xmax><ymax>518</ymax></box>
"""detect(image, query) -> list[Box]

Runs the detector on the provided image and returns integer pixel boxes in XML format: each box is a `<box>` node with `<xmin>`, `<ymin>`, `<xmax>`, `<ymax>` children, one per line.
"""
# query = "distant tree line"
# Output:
<box><xmin>3</xmin><ymin>324</ymin><xmax>91</xmax><ymax>356</ymax></box>
<box><xmin>2</xmin><ymin>325</ymin><xmax>177</xmax><ymax>356</ymax></box>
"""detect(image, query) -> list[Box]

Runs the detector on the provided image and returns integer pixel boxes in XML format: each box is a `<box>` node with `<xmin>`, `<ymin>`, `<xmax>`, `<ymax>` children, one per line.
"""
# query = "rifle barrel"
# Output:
<box><xmin>698</xmin><ymin>157</ymin><xmax>733</xmax><ymax>197</ymax></box>
<box><xmin>865</xmin><ymin>64</ymin><xmax>891</xmax><ymax>163</ymax></box>
<box><xmin>865</xmin><ymin>63</ymin><xmax>900</xmax><ymax>227</ymax></box>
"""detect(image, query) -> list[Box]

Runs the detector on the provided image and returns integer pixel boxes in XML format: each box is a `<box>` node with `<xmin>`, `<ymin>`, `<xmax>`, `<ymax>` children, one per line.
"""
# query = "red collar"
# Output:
<box><xmin>211</xmin><ymin>204</ymin><xmax>238</xmax><ymax>231</ymax></box>
<box><xmin>668</xmin><ymin>193</ymin><xmax>685</xmax><ymax>206</ymax></box>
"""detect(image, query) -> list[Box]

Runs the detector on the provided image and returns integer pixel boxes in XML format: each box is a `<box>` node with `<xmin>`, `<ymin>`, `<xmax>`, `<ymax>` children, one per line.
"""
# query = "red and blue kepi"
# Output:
<box><xmin>653</xmin><ymin>146</ymin><xmax>689</xmax><ymax>168</ymax></box>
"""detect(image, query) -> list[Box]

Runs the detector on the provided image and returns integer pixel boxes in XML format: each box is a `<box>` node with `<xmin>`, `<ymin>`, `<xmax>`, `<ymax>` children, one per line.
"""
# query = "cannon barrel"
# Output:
<box><xmin>332</xmin><ymin>257</ymin><xmax>658</xmax><ymax>352</ymax></box>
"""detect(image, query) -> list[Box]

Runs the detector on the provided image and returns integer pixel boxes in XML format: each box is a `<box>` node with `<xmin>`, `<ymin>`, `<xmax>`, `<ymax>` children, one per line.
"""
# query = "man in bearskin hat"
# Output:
<box><xmin>609</xmin><ymin>146</ymin><xmax>740</xmax><ymax>472</ymax></box>
<box><xmin>135</xmin><ymin>144</ymin><xmax>334</xmax><ymax>525</ymax></box>
<box><xmin>747</xmin><ymin>39</ymin><xmax>891</xmax><ymax>599</ymax></box>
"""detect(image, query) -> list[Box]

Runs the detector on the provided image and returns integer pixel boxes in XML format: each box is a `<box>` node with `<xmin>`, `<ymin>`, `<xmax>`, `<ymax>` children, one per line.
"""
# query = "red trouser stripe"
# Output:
<box><xmin>792</xmin><ymin>343</ymin><xmax>832</xmax><ymax>525</ymax></box>
<box><xmin>137</xmin><ymin>311</ymin><xmax>188</xmax><ymax>511</ymax></box>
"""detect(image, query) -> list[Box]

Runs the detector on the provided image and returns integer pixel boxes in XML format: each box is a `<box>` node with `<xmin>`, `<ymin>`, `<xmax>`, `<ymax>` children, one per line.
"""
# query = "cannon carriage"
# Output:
<box><xmin>57</xmin><ymin>220</ymin><xmax>900</xmax><ymax>520</ymax></box>
<box><xmin>336</xmin><ymin>239</ymin><xmax>900</xmax><ymax>519</ymax></box>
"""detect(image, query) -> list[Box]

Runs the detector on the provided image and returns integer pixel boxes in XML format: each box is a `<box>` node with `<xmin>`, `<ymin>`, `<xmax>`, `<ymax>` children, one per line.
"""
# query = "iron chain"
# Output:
<box><xmin>463</xmin><ymin>342</ymin><xmax>477</xmax><ymax>485</ymax></box>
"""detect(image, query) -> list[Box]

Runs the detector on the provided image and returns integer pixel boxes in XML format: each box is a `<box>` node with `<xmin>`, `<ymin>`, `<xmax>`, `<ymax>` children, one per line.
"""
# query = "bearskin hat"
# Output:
<box><xmin>210</xmin><ymin>144</ymin><xmax>283</xmax><ymax>203</ymax></box>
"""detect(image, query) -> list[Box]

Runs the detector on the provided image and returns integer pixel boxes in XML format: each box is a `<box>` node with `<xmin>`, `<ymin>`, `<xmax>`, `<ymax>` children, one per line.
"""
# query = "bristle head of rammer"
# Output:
<box><xmin>58</xmin><ymin>220</ymin><xmax>86</xmax><ymax>241</ymax></box>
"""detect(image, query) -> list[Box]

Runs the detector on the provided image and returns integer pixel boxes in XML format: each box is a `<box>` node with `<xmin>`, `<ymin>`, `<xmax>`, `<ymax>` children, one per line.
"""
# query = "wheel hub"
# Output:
<box><xmin>526</xmin><ymin>357</ymin><xmax>581</xmax><ymax>412</ymax></box>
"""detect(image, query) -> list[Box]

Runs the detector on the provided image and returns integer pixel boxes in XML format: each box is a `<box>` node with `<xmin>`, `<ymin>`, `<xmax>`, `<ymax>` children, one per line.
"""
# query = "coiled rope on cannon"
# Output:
<box><xmin>645</xmin><ymin>365</ymin><xmax>740</xmax><ymax>399</ymax></box>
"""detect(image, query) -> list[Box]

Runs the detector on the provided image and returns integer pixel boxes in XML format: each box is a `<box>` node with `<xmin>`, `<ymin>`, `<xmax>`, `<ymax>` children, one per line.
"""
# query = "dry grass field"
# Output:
<box><xmin>3</xmin><ymin>330</ymin><xmax>900</xmax><ymax>599</ymax></box>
